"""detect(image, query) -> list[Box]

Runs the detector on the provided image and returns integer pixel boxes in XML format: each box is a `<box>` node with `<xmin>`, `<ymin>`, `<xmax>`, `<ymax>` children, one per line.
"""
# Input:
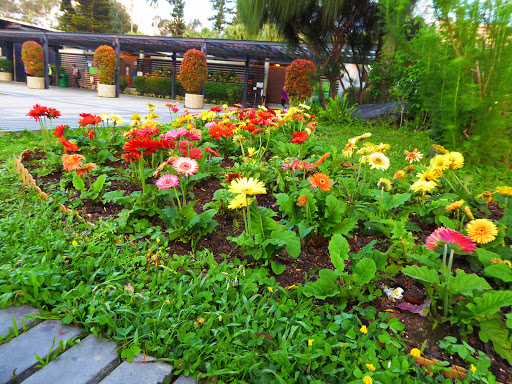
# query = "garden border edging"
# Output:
<box><xmin>15</xmin><ymin>148</ymin><xmax>94</xmax><ymax>227</ymax></box>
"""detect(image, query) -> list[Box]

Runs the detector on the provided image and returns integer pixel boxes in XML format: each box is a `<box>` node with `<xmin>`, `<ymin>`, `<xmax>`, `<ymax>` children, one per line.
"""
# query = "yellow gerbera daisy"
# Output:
<box><xmin>369</xmin><ymin>152</ymin><xmax>390</xmax><ymax>170</ymax></box>
<box><xmin>446</xmin><ymin>152</ymin><xmax>464</xmax><ymax>169</ymax></box>
<box><xmin>446</xmin><ymin>200</ymin><xmax>465</xmax><ymax>211</ymax></box>
<box><xmin>377</xmin><ymin>178</ymin><xmax>392</xmax><ymax>191</ymax></box>
<box><xmin>430</xmin><ymin>155</ymin><xmax>450</xmax><ymax>171</ymax></box>
<box><xmin>228</xmin><ymin>194</ymin><xmax>253</xmax><ymax>209</ymax></box>
<box><xmin>410</xmin><ymin>180</ymin><xmax>437</xmax><ymax>193</ymax></box>
<box><xmin>432</xmin><ymin>144</ymin><xmax>449</xmax><ymax>154</ymax></box>
<box><xmin>466</xmin><ymin>219</ymin><xmax>498</xmax><ymax>244</ymax></box>
<box><xmin>477</xmin><ymin>191</ymin><xmax>494</xmax><ymax>203</ymax></box>
<box><xmin>228</xmin><ymin>177</ymin><xmax>267</xmax><ymax>196</ymax></box>
<box><xmin>496</xmin><ymin>186</ymin><xmax>512</xmax><ymax>197</ymax></box>
<box><xmin>416</xmin><ymin>170</ymin><xmax>440</xmax><ymax>183</ymax></box>
<box><xmin>464</xmin><ymin>206</ymin><xmax>474</xmax><ymax>220</ymax></box>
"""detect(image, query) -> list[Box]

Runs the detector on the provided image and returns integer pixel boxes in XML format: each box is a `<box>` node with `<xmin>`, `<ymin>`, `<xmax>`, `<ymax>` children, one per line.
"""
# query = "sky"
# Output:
<box><xmin>118</xmin><ymin>0</ymin><xmax>216</xmax><ymax>35</ymax></box>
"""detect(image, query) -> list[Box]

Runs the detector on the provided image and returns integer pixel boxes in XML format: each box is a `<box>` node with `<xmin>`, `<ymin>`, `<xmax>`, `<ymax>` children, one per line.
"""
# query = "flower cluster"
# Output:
<box><xmin>21</xmin><ymin>41</ymin><xmax>44</xmax><ymax>77</ymax></box>
<box><xmin>178</xmin><ymin>49</ymin><xmax>207</xmax><ymax>94</ymax></box>
<box><xmin>284</xmin><ymin>59</ymin><xmax>316</xmax><ymax>101</ymax></box>
<box><xmin>94</xmin><ymin>45</ymin><xmax>117</xmax><ymax>84</ymax></box>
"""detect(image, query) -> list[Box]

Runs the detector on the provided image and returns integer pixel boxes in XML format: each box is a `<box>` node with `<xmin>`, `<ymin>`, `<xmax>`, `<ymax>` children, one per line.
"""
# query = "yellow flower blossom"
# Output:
<box><xmin>366</xmin><ymin>363</ymin><xmax>376</xmax><ymax>371</ymax></box>
<box><xmin>360</xmin><ymin>325</ymin><xmax>367</xmax><ymax>334</ymax></box>
<box><xmin>308</xmin><ymin>339</ymin><xmax>314</xmax><ymax>346</ymax></box>
<box><xmin>363</xmin><ymin>376</ymin><xmax>373</xmax><ymax>384</ymax></box>
<box><xmin>268</xmin><ymin>287</ymin><xmax>273</xmax><ymax>293</ymax></box>
<box><xmin>410</xmin><ymin>348</ymin><xmax>421</xmax><ymax>358</ymax></box>
<box><xmin>72</xmin><ymin>240</ymin><xmax>78</xmax><ymax>247</ymax></box>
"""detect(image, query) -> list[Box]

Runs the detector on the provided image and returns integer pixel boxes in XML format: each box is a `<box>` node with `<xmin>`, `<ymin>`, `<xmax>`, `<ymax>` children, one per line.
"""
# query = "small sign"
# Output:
<box><xmin>256</xmin><ymin>82</ymin><xmax>263</xmax><ymax>88</ymax></box>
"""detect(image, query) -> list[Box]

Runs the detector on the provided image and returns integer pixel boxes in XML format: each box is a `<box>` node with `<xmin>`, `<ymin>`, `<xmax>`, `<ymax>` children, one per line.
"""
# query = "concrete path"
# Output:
<box><xmin>0</xmin><ymin>81</ymin><xmax>216</xmax><ymax>132</ymax></box>
<box><xmin>0</xmin><ymin>305</ymin><xmax>194</xmax><ymax>384</ymax></box>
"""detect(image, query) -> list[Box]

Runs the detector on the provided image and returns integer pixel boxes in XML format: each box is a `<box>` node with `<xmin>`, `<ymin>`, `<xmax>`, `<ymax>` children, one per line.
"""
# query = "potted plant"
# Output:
<box><xmin>179</xmin><ymin>49</ymin><xmax>207</xmax><ymax>109</ymax></box>
<box><xmin>94</xmin><ymin>45</ymin><xmax>117</xmax><ymax>98</ymax></box>
<box><xmin>21</xmin><ymin>41</ymin><xmax>45</xmax><ymax>89</ymax></box>
<box><xmin>0</xmin><ymin>57</ymin><xmax>13</xmax><ymax>82</ymax></box>
<box><xmin>285</xmin><ymin>59</ymin><xmax>316</xmax><ymax>104</ymax></box>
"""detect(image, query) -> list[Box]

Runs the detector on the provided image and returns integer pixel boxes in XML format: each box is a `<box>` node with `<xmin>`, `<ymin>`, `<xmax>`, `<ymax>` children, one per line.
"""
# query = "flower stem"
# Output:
<box><xmin>245</xmin><ymin>195</ymin><xmax>252</xmax><ymax>238</ymax></box>
<box><xmin>138</xmin><ymin>153</ymin><xmax>146</xmax><ymax>194</ymax></box>
<box><xmin>443</xmin><ymin>248</ymin><xmax>455</xmax><ymax>317</ymax></box>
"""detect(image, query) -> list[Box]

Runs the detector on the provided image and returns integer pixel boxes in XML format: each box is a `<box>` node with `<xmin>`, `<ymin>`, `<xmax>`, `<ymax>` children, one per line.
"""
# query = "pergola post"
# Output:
<box><xmin>114</xmin><ymin>36</ymin><xmax>120</xmax><ymax>98</ymax></box>
<box><xmin>43</xmin><ymin>33</ymin><xmax>49</xmax><ymax>89</ymax></box>
<box><xmin>171</xmin><ymin>52</ymin><xmax>176</xmax><ymax>100</ymax></box>
<box><xmin>5</xmin><ymin>42</ymin><xmax>14</xmax><ymax>80</ymax></box>
<box><xmin>201</xmin><ymin>41</ymin><xmax>207</xmax><ymax>96</ymax></box>
<box><xmin>242</xmin><ymin>56</ymin><xmax>250</xmax><ymax>107</ymax></box>
<box><xmin>54</xmin><ymin>46</ymin><xmax>60</xmax><ymax>87</ymax></box>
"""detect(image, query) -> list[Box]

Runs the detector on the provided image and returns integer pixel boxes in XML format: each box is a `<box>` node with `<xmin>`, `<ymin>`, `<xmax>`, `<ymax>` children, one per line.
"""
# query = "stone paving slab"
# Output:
<box><xmin>174</xmin><ymin>375</ymin><xmax>196</xmax><ymax>384</ymax></box>
<box><xmin>0</xmin><ymin>82</ymin><xmax>215</xmax><ymax>132</ymax></box>
<box><xmin>0</xmin><ymin>319</ymin><xmax>82</xmax><ymax>384</ymax></box>
<box><xmin>0</xmin><ymin>305</ymin><xmax>40</xmax><ymax>337</ymax></box>
<box><xmin>99</xmin><ymin>353</ymin><xmax>173</xmax><ymax>384</ymax></box>
<box><xmin>22</xmin><ymin>334</ymin><xmax>119</xmax><ymax>384</ymax></box>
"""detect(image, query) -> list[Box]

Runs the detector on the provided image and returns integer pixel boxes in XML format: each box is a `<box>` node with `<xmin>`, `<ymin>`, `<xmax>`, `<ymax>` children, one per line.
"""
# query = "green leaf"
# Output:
<box><xmin>271</xmin><ymin>261</ymin><xmax>286</xmax><ymax>275</ymax></box>
<box><xmin>92</xmin><ymin>174</ymin><xmax>106</xmax><ymax>193</ymax></box>
<box><xmin>389</xmin><ymin>193</ymin><xmax>412</xmax><ymax>210</ymax></box>
<box><xmin>476</xmin><ymin>248</ymin><xmax>499</xmax><ymax>267</ymax></box>
<box><xmin>353</xmin><ymin>258</ymin><xmax>377</xmax><ymax>285</ymax></box>
<box><xmin>328</xmin><ymin>234</ymin><xmax>350</xmax><ymax>270</ymax></box>
<box><xmin>304</xmin><ymin>269</ymin><xmax>339</xmax><ymax>300</ymax></box>
<box><xmin>331</xmin><ymin>217</ymin><xmax>358</xmax><ymax>236</ymax></box>
<box><xmin>448</xmin><ymin>269</ymin><xmax>491</xmax><ymax>296</ymax></box>
<box><xmin>402</xmin><ymin>265</ymin><xmax>440</xmax><ymax>286</ymax></box>
<box><xmin>270</xmin><ymin>226</ymin><xmax>301</xmax><ymax>259</ymax></box>
<box><xmin>466</xmin><ymin>291</ymin><xmax>512</xmax><ymax>317</ymax></box>
<box><xmin>72</xmin><ymin>173</ymin><xmax>85</xmax><ymax>192</ymax></box>
<box><xmin>438</xmin><ymin>215</ymin><xmax>457</xmax><ymax>230</ymax></box>
<box><xmin>324</xmin><ymin>195</ymin><xmax>344</xmax><ymax>224</ymax></box>
<box><xmin>478</xmin><ymin>317</ymin><xmax>512</xmax><ymax>365</ymax></box>
<box><xmin>483</xmin><ymin>264</ymin><xmax>512</xmax><ymax>283</ymax></box>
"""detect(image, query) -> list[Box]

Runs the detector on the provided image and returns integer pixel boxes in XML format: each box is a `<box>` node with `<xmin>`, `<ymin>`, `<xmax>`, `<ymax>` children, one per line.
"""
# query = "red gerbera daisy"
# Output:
<box><xmin>47</xmin><ymin>108</ymin><xmax>61</xmax><ymax>119</ymax></box>
<box><xmin>225</xmin><ymin>172</ymin><xmax>243</xmax><ymax>184</ymax></box>
<box><xmin>123</xmin><ymin>138</ymin><xmax>160</xmax><ymax>156</ymax></box>
<box><xmin>78</xmin><ymin>113</ymin><xmax>101</xmax><ymax>127</ymax></box>
<box><xmin>204</xmin><ymin>146</ymin><xmax>221</xmax><ymax>157</ymax></box>
<box><xmin>27</xmin><ymin>104</ymin><xmax>48</xmax><ymax>122</ymax></box>
<box><xmin>210</xmin><ymin>106</ymin><xmax>223</xmax><ymax>112</ymax></box>
<box><xmin>58</xmin><ymin>137</ymin><xmax>78</xmax><ymax>153</ymax></box>
<box><xmin>54</xmin><ymin>124</ymin><xmax>67</xmax><ymax>138</ymax></box>
<box><xmin>291</xmin><ymin>132</ymin><xmax>308</xmax><ymax>144</ymax></box>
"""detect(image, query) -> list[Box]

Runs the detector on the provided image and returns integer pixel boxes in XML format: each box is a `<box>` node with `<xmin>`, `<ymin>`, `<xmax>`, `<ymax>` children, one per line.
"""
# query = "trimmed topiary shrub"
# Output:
<box><xmin>285</xmin><ymin>59</ymin><xmax>316</xmax><ymax>102</ymax></box>
<box><xmin>94</xmin><ymin>45</ymin><xmax>117</xmax><ymax>85</ymax></box>
<box><xmin>178</xmin><ymin>49</ymin><xmax>207</xmax><ymax>94</ymax></box>
<box><xmin>21</xmin><ymin>41</ymin><xmax>44</xmax><ymax>78</ymax></box>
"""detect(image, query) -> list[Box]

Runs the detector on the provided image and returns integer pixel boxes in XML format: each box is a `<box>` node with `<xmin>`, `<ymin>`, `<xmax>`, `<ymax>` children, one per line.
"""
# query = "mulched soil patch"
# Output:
<box><xmin>20</xmin><ymin>149</ymin><xmax>512</xmax><ymax>383</ymax></box>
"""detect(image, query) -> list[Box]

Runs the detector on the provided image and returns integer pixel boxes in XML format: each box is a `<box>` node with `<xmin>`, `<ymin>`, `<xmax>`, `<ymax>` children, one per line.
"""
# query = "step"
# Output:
<box><xmin>0</xmin><ymin>305</ymin><xmax>40</xmax><ymax>337</ymax></box>
<box><xmin>0</xmin><ymin>319</ymin><xmax>82</xmax><ymax>384</ymax></box>
<box><xmin>174</xmin><ymin>375</ymin><xmax>195</xmax><ymax>384</ymax></box>
<box><xmin>99</xmin><ymin>353</ymin><xmax>173</xmax><ymax>384</ymax></box>
<box><xmin>21</xmin><ymin>334</ymin><xmax>119</xmax><ymax>384</ymax></box>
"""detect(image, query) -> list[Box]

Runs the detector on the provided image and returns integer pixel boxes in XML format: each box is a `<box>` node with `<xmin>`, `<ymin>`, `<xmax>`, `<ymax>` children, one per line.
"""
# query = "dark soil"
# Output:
<box><xmin>20</xmin><ymin>149</ymin><xmax>512</xmax><ymax>383</ymax></box>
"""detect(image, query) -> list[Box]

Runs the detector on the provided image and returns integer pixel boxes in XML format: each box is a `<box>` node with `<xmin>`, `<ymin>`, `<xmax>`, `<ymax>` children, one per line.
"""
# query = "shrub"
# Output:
<box><xmin>0</xmin><ymin>58</ymin><xmax>13</xmax><ymax>73</ymax></box>
<box><xmin>178</xmin><ymin>49</ymin><xmax>207</xmax><ymax>94</ymax></box>
<box><xmin>21</xmin><ymin>41</ymin><xmax>44</xmax><ymax>78</ymax></box>
<box><xmin>133</xmin><ymin>76</ymin><xmax>147</xmax><ymax>94</ymax></box>
<box><xmin>205</xmin><ymin>82</ymin><xmax>243</xmax><ymax>104</ymax></box>
<box><xmin>285</xmin><ymin>59</ymin><xmax>316</xmax><ymax>102</ymax></box>
<box><xmin>119</xmin><ymin>76</ymin><xmax>128</xmax><ymax>92</ymax></box>
<box><xmin>94</xmin><ymin>45</ymin><xmax>117</xmax><ymax>85</ymax></box>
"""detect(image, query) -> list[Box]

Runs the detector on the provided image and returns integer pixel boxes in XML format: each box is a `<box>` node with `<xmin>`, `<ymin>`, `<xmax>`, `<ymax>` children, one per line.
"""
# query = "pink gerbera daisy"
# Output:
<box><xmin>186</xmin><ymin>147</ymin><xmax>203</xmax><ymax>160</ymax></box>
<box><xmin>426</xmin><ymin>227</ymin><xmax>476</xmax><ymax>253</ymax></box>
<box><xmin>161</xmin><ymin>128</ymin><xmax>187</xmax><ymax>141</ymax></box>
<box><xmin>155</xmin><ymin>174</ymin><xmax>180</xmax><ymax>190</ymax></box>
<box><xmin>172</xmin><ymin>157</ymin><xmax>199</xmax><ymax>176</ymax></box>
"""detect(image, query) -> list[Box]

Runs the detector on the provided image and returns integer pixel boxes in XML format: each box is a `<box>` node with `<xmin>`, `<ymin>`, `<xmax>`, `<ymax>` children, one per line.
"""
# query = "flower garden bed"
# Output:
<box><xmin>7</xmin><ymin>103</ymin><xmax>512</xmax><ymax>383</ymax></box>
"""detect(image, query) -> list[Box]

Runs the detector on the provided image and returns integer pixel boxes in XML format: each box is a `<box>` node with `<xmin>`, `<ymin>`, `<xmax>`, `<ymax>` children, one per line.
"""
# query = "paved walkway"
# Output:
<box><xmin>0</xmin><ymin>82</ymin><xmax>215</xmax><ymax>132</ymax></box>
<box><xmin>0</xmin><ymin>305</ymin><xmax>195</xmax><ymax>384</ymax></box>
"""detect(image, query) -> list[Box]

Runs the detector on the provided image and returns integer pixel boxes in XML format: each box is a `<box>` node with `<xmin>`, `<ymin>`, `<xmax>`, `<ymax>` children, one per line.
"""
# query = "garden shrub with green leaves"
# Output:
<box><xmin>1</xmin><ymin>97</ymin><xmax>511</xmax><ymax>382</ymax></box>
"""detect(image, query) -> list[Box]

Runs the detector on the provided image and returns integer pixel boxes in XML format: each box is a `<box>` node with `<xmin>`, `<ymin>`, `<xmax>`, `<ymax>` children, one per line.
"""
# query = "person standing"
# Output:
<box><xmin>72</xmin><ymin>64</ymin><xmax>81</xmax><ymax>88</ymax></box>
<box><xmin>281</xmin><ymin>87</ymin><xmax>288</xmax><ymax>108</ymax></box>
<box><xmin>48</xmin><ymin>64</ymin><xmax>53</xmax><ymax>86</ymax></box>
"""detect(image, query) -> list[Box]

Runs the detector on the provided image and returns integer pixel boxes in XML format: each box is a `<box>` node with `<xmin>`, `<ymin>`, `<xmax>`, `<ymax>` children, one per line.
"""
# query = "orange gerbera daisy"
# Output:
<box><xmin>315</xmin><ymin>152</ymin><xmax>331</xmax><ymax>167</ymax></box>
<box><xmin>62</xmin><ymin>154</ymin><xmax>85</xmax><ymax>171</ymax></box>
<box><xmin>307</xmin><ymin>172</ymin><xmax>333</xmax><ymax>192</ymax></box>
<box><xmin>297</xmin><ymin>194</ymin><xmax>308</xmax><ymax>207</ymax></box>
<box><xmin>76</xmin><ymin>163</ymin><xmax>97</xmax><ymax>178</ymax></box>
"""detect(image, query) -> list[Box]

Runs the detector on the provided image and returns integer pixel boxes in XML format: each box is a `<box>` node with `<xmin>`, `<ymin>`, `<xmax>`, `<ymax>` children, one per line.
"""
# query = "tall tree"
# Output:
<box><xmin>168</xmin><ymin>0</ymin><xmax>186</xmax><ymax>36</ymax></box>
<box><xmin>74</xmin><ymin>0</ymin><xmax>112</xmax><ymax>33</ymax></box>
<box><xmin>110</xmin><ymin>1</ymin><xmax>132</xmax><ymax>34</ymax></box>
<box><xmin>237</xmin><ymin>0</ymin><xmax>381</xmax><ymax>98</ymax></box>
<box><xmin>209</xmin><ymin>0</ymin><xmax>234</xmax><ymax>34</ymax></box>
<box><xmin>58</xmin><ymin>0</ymin><xmax>77</xmax><ymax>31</ymax></box>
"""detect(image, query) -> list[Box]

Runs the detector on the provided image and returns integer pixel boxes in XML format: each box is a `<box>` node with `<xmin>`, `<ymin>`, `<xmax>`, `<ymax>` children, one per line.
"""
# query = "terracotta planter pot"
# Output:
<box><xmin>98</xmin><ymin>84</ymin><xmax>116</xmax><ymax>98</ymax></box>
<box><xmin>185</xmin><ymin>93</ymin><xmax>204</xmax><ymax>109</ymax></box>
<box><xmin>27</xmin><ymin>77</ymin><xmax>45</xmax><ymax>89</ymax></box>
<box><xmin>0</xmin><ymin>72</ymin><xmax>12</xmax><ymax>82</ymax></box>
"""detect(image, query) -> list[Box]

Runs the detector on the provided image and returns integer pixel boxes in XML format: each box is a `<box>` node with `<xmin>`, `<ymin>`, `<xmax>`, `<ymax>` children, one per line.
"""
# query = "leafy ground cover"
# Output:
<box><xmin>0</xmin><ymin>104</ymin><xmax>511</xmax><ymax>383</ymax></box>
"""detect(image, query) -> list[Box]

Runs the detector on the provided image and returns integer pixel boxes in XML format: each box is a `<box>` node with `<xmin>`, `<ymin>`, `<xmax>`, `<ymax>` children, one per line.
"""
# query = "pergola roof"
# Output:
<box><xmin>0</xmin><ymin>30</ymin><xmax>375</xmax><ymax>63</ymax></box>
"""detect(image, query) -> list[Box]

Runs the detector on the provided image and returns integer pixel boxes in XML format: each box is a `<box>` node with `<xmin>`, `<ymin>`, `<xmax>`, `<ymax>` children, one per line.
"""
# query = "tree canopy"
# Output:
<box><xmin>237</xmin><ymin>0</ymin><xmax>380</xmax><ymax>98</ymax></box>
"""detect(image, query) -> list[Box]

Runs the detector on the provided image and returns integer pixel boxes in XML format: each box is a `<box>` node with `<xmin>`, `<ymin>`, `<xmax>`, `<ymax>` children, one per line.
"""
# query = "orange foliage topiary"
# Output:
<box><xmin>94</xmin><ymin>45</ymin><xmax>117</xmax><ymax>84</ymax></box>
<box><xmin>21</xmin><ymin>41</ymin><xmax>44</xmax><ymax>78</ymax></box>
<box><xmin>285</xmin><ymin>59</ymin><xmax>316</xmax><ymax>102</ymax></box>
<box><xmin>178</xmin><ymin>49</ymin><xmax>207</xmax><ymax>94</ymax></box>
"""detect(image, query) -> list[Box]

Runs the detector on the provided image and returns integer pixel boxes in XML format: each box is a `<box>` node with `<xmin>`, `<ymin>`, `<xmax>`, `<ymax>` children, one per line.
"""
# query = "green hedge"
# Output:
<box><xmin>133</xmin><ymin>76</ymin><xmax>243</xmax><ymax>105</ymax></box>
